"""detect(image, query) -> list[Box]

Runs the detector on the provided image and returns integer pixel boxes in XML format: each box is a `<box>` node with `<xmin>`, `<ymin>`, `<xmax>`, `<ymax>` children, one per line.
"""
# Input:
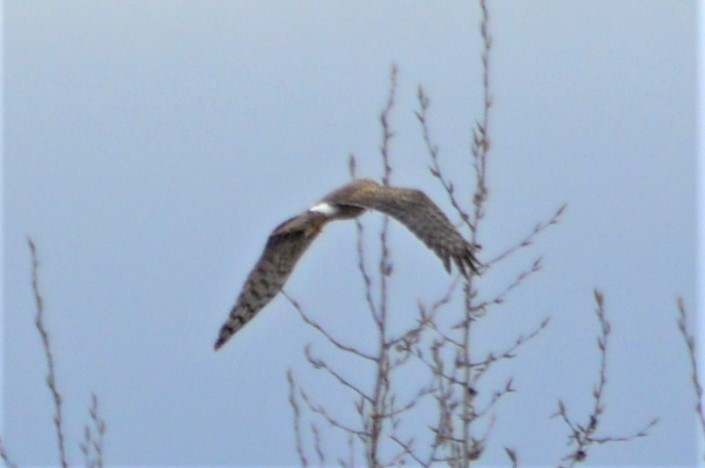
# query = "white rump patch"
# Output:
<box><xmin>309</xmin><ymin>202</ymin><xmax>338</xmax><ymax>216</ymax></box>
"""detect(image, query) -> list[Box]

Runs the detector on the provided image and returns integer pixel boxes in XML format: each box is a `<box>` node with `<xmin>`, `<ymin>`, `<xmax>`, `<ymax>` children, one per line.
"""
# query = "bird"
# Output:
<box><xmin>214</xmin><ymin>178</ymin><xmax>481</xmax><ymax>350</ymax></box>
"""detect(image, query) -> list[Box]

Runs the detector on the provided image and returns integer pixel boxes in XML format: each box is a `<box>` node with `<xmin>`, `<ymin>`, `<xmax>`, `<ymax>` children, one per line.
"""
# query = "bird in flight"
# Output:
<box><xmin>214</xmin><ymin>179</ymin><xmax>481</xmax><ymax>350</ymax></box>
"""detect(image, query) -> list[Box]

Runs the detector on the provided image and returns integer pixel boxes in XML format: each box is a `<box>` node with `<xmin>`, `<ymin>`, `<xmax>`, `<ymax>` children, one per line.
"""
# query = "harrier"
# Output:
<box><xmin>214</xmin><ymin>179</ymin><xmax>480</xmax><ymax>350</ymax></box>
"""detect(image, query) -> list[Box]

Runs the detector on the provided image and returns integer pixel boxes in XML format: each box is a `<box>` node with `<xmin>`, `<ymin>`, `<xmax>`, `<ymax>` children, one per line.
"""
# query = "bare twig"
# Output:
<box><xmin>457</xmin><ymin>2</ymin><xmax>494</xmax><ymax>462</ymax></box>
<box><xmin>80</xmin><ymin>393</ymin><xmax>106</xmax><ymax>468</ymax></box>
<box><xmin>365</xmin><ymin>63</ymin><xmax>399</xmax><ymax>467</ymax></box>
<box><xmin>676</xmin><ymin>297</ymin><xmax>705</xmax><ymax>449</ymax></box>
<box><xmin>298</xmin><ymin>387</ymin><xmax>367</xmax><ymax>438</ymax></box>
<box><xmin>379</xmin><ymin>64</ymin><xmax>397</xmax><ymax>187</ymax></box>
<box><xmin>80</xmin><ymin>426</ymin><xmax>93</xmax><ymax>467</ymax></box>
<box><xmin>283</xmin><ymin>291</ymin><xmax>376</xmax><ymax>362</ymax></box>
<box><xmin>311</xmin><ymin>423</ymin><xmax>326</xmax><ymax>466</ymax></box>
<box><xmin>390</xmin><ymin>434</ymin><xmax>427</xmax><ymax>466</ymax></box>
<box><xmin>348</xmin><ymin>153</ymin><xmax>358</xmax><ymax>180</ymax></box>
<box><xmin>90</xmin><ymin>394</ymin><xmax>106</xmax><ymax>468</ymax></box>
<box><xmin>287</xmin><ymin>370</ymin><xmax>309</xmax><ymax>467</ymax></box>
<box><xmin>486</xmin><ymin>204</ymin><xmax>566</xmax><ymax>267</ymax></box>
<box><xmin>28</xmin><ymin>238</ymin><xmax>69</xmax><ymax>468</ymax></box>
<box><xmin>470</xmin><ymin>0</ymin><xmax>493</xmax><ymax>226</ymax></box>
<box><xmin>454</xmin><ymin>258</ymin><xmax>543</xmax><ymax>329</ymax></box>
<box><xmin>554</xmin><ymin>290</ymin><xmax>658</xmax><ymax>466</ymax></box>
<box><xmin>354</xmin><ymin>218</ymin><xmax>381</xmax><ymax>325</ymax></box>
<box><xmin>416</xmin><ymin>86</ymin><xmax>474</xmax><ymax>235</ymax></box>
<box><xmin>304</xmin><ymin>345</ymin><xmax>373</xmax><ymax>404</ymax></box>
<box><xmin>505</xmin><ymin>446</ymin><xmax>518</xmax><ymax>468</ymax></box>
<box><xmin>470</xmin><ymin>317</ymin><xmax>551</xmax><ymax>379</ymax></box>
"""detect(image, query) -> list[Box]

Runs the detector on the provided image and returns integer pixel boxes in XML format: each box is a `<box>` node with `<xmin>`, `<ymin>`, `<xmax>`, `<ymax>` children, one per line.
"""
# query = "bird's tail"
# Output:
<box><xmin>213</xmin><ymin>258</ymin><xmax>292</xmax><ymax>350</ymax></box>
<box><xmin>213</xmin><ymin>302</ymin><xmax>259</xmax><ymax>350</ymax></box>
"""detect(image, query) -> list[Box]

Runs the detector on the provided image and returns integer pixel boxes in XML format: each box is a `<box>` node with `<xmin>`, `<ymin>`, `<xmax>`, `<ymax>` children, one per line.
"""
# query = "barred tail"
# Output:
<box><xmin>213</xmin><ymin>277</ymin><xmax>283</xmax><ymax>350</ymax></box>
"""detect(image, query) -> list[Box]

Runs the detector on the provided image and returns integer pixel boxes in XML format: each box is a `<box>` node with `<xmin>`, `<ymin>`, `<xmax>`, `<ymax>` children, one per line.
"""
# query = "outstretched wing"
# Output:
<box><xmin>214</xmin><ymin>212</ymin><xmax>326</xmax><ymax>350</ymax></box>
<box><xmin>325</xmin><ymin>180</ymin><xmax>480</xmax><ymax>277</ymax></box>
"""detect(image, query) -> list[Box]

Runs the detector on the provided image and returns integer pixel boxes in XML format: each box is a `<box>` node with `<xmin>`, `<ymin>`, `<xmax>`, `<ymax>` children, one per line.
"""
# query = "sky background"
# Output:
<box><xmin>3</xmin><ymin>1</ymin><xmax>699</xmax><ymax>466</ymax></box>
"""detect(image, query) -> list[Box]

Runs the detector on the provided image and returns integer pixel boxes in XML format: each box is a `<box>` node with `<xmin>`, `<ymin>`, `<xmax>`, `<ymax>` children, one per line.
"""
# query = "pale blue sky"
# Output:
<box><xmin>3</xmin><ymin>1</ymin><xmax>698</xmax><ymax>465</ymax></box>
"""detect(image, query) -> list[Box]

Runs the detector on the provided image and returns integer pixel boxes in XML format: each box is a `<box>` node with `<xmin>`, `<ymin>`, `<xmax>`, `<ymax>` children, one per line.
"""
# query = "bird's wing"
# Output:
<box><xmin>326</xmin><ymin>182</ymin><xmax>480</xmax><ymax>277</ymax></box>
<box><xmin>214</xmin><ymin>212</ymin><xmax>326</xmax><ymax>350</ymax></box>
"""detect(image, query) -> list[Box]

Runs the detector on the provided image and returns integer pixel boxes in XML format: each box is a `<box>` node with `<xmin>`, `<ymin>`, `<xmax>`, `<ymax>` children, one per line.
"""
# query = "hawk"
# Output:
<box><xmin>214</xmin><ymin>179</ymin><xmax>480</xmax><ymax>350</ymax></box>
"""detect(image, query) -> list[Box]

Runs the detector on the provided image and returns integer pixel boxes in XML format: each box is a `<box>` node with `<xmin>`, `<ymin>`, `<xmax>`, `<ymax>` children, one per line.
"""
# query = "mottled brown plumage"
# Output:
<box><xmin>214</xmin><ymin>179</ymin><xmax>480</xmax><ymax>350</ymax></box>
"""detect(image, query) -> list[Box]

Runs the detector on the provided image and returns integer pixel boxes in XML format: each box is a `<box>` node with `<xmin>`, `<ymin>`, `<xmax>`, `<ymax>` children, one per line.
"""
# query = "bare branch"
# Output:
<box><xmin>470</xmin><ymin>0</ymin><xmax>493</xmax><ymax>226</ymax></box>
<box><xmin>390</xmin><ymin>435</ymin><xmax>427</xmax><ymax>467</ymax></box>
<box><xmin>554</xmin><ymin>290</ymin><xmax>658</xmax><ymax>466</ymax></box>
<box><xmin>28</xmin><ymin>238</ymin><xmax>69</xmax><ymax>468</ymax></box>
<box><xmin>299</xmin><ymin>387</ymin><xmax>367</xmax><ymax>438</ymax></box>
<box><xmin>676</xmin><ymin>297</ymin><xmax>705</xmax><ymax>448</ymax></box>
<box><xmin>305</xmin><ymin>345</ymin><xmax>373</xmax><ymax>404</ymax></box>
<box><xmin>589</xmin><ymin>417</ymin><xmax>660</xmax><ymax>444</ymax></box>
<box><xmin>365</xmin><ymin>63</ymin><xmax>400</xmax><ymax>467</ymax></box>
<box><xmin>311</xmin><ymin>423</ymin><xmax>326</xmax><ymax>466</ymax></box>
<box><xmin>455</xmin><ymin>257</ymin><xmax>543</xmax><ymax>329</ymax></box>
<box><xmin>486</xmin><ymin>204</ymin><xmax>567</xmax><ymax>267</ymax></box>
<box><xmin>354</xmin><ymin>219</ymin><xmax>380</xmax><ymax>325</ymax></box>
<box><xmin>348</xmin><ymin>153</ymin><xmax>358</xmax><ymax>180</ymax></box>
<box><xmin>471</xmin><ymin>317</ymin><xmax>550</xmax><ymax>380</ymax></box>
<box><xmin>472</xmin><ymin>380</ymin><xmax>515</xmax><ymax>421</ymax></box>
<box><xmin>82</xmin><ymin>393</ymin><xmax>106</xmax><ymax>468</ymax></box>
<box><xmin>379</xmin><ymin>64</ymin><xmax>397</xmax><ymax>187</ymax></box>
<box><xmin>287</xmin><ymin>370</ymin><xmax>309</xmax><ymax>467</ymax></box>
<box><xmin>283</xmin><ymin>291</ymin><xmax>376</xmax><ymax>362</ymax></box>
<box><xmin>416</xmin><ymin>85</ymin><xmax>474</xmax><ymax>235</ymax></box>
<box><xmin>505</xmin><ymin>446</ymin><xmax>518</xmax><ymax>468</ymax></box>
<box><xmin>453</xmin><ymin>3</ymin><xmax>495</xmax><ymax>461</ymax></box>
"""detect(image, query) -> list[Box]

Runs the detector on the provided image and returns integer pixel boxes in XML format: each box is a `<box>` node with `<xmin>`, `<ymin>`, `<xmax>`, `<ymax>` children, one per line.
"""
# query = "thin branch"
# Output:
<box><xmin>287</xmin><ymin>370</ymin><xmax>309</xmax><ymax>467</ymax></box>
<box><xmin>80</xmin><ymin>424</ymin><xmax>94</xmax><ymax>467</ymax></box>
<box><xmin>299</xmin><ymin>387</ymin><xmax>368</xmax><ymax>438</ymax></box>
<box><xmin>348</xmin><ymin>153</ymin><xmax>358</xmax><ymax>180</ymax></box>
<box><xmin>87</xmin><ymin>394</ymin><xmax>106</xmax><ymax>468</ymax></box>
<box><xmin>554</xmin><ymin>290</ymin><xmax>658</xmax><ymax>467</ymax></box>
<box><xmin>80</xmin><ymin>394</ymin><xmax>106</xmax><ymax>468</ymax></box>
<box><xmin>378</xmin><ymin>385</ymin><xmax>435</xmax><ymax>420</ymax></box>
<box><xmin>455</xmin><ymin>257</ymin><xmax>543</xmax><ymax>329</ymax></box>
<box><xmin>390</xmin><ymin>435</ymin><xmax>427</xmax><ymax>467</ymax></box>
<box><xmin>366</xmin><ymin>63</ymin><xmax>399</xmax><ymax>467</ymax></box>
<box><xmin>471</xmin><ymin>380</ymin><xmax>515</xmax><ymax>421</ymax></box>
<box><xmin>354</xmin><ymin>218</ymin><xmax>380</xmax><ymax>325</ymax></box>
<box><xmin>676</xmin><ymin>297</ymin><xmax>705</xmax><ymax>447</ymax></box>
<box><xmin>387</xmin><ymin>278</ymin><xmax>461</xmax><ymax>353</ymax></box>
<box><xmin>283</xmin><ymin>291</ymin><xmax>376</xmax><ymax>362</ymax></box>
<box><xmin>28</xmin><ymin>237</ymin><xmax>69</xmax><ymax>468</ymax></box>
<box><xmin>416</xmin><ymin>86</ymin><xmax>474</xmax><ymax>235</ymax></box>
<box><xmin>311</xmin><ymin>423</ymin><xmax>326</xmax><ymax>466</ymax></box>
<box><xmin>486</xmin><ymin>204</ymin><xmax>567</xmax><ymax>267</ymax></box>
<box><xmin>305</xmin><ymin>345</ymin><xmax>374</xmax><ymax>404</ymax></box>
<box><xmin>470</xmin><ymin>0</ymin><xmax>493</xmax><ymax>226</ymax></box>
<box><xmin>455</xmin><ymin>2</ymin><xmax>494</xmax><ymax>462</ymax></box>
<box><xmin>379</xmin><ymin>64</ymin><xmax>397</xmax><ymax>187</ymax></box>
<box><xmin>504</xmin><ymin>447</ymin><xmax>518</xmax><ymax>468</ymax></box>
<box><xmin>589</xmin><ymin>418</ymin><xmax>659</xmax><ymax>444</ymax></box>
<box><xmin>406</xmin><ymin>277</ymin><xmax>463</xmax><ymax>350</ymax></box>
<box><xmin>470</xmin><ymin>317</ymin><xmax>551</xmax><ymax>380</ymax></box>
<box><xmin>348</xmin><ymin>153</ymin><xmax>380</xmax><ymax>328</ymax></box>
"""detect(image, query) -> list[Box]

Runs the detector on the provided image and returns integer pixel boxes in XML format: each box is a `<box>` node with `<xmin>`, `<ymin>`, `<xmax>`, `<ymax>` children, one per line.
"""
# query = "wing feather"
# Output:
<box><xmin>326</xmin><ymin>181</ymin><xmax>480</xmax><ymax>277</ymax></box>
<box><xmin>214</xmin><ymin>213</ymin><xmax>325</xmax><ymax>350</ymax></box>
